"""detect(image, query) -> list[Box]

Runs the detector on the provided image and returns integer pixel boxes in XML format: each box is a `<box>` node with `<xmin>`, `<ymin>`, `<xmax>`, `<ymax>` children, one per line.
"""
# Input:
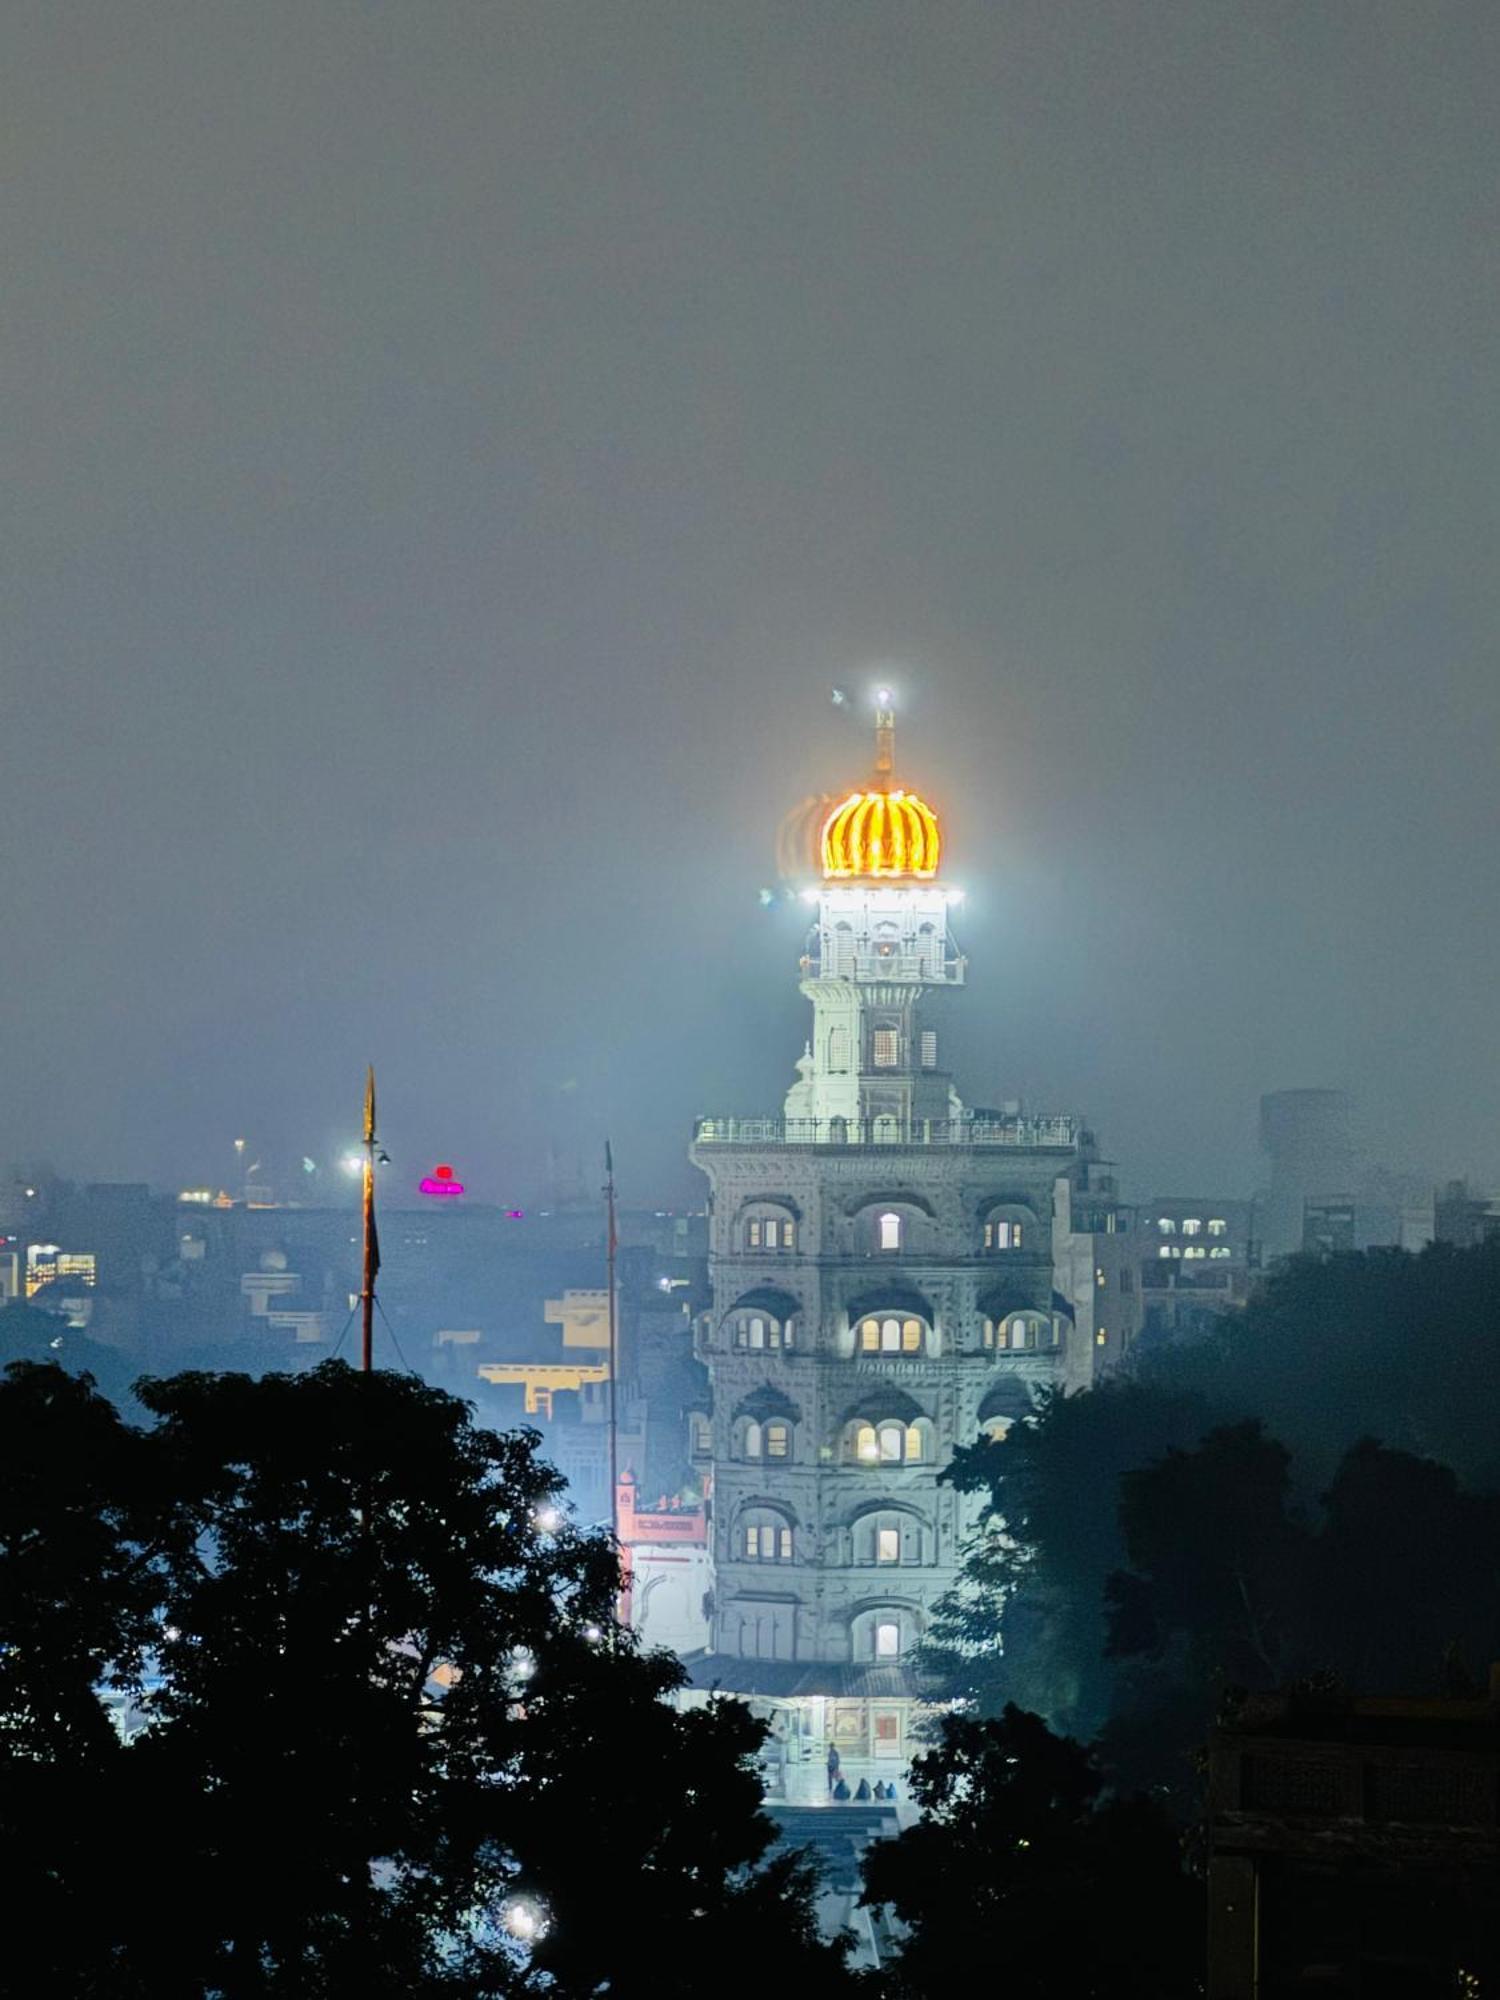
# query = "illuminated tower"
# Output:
<box><xmin>689</xmin><ymin>694</ymin><xmax>1115</xmax><ymax>1801</ymax></box>
<box><xmin>781</xmin><ymin>692</ymin><xmax>966</xmax><ymax>1141</ymax></box>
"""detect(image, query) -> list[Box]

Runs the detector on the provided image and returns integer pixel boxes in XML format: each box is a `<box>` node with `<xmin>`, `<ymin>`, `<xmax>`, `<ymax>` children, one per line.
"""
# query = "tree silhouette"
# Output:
<box><xmin>0</xmin><ymin>1359</ymin><xmax>849</xmax><ymax>1996</ymax></box>
<box><xmin>860</xmin><ymin>1706</ymin><xmax>1198</xmax><ymax>1998</ymax></box>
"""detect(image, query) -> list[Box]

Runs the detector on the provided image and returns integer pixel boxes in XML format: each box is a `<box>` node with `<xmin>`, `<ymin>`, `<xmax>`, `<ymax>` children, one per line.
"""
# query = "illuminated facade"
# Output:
<box><xmin>689</xmin><ymin>695</ymin><xmax>1117</xmax><ymax>1797</ymax></box>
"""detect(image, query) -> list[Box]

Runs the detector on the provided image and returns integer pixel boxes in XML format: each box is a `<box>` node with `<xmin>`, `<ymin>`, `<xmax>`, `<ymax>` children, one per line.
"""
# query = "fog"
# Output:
<box><xmin>3</xmin><ymin>1</ymin><xmax>1496</xmax><ymax>1205</ymax></box>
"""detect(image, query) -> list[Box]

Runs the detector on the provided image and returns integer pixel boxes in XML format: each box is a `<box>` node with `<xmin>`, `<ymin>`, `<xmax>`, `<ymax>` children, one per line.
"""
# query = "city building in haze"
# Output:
<box><xmin>1138</xmin><ymin>1196</ymin><xmax>1254</xmax><ymax>1344</ymax></box>
<box><xmin>686</xmin><ymin>695</ymin><xmax>1118</xmax><ymax>1795</ymax></box>
<box><xmin>1257</xmin><ymin>1088</ymin><xmax>1355</xmax><ymax>1263</ymax></box>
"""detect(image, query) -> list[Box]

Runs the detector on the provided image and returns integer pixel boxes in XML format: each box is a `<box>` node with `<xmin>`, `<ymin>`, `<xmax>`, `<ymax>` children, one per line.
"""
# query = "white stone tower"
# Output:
<box><xmin>688</xmin><ymin>693</ymin><xmax>1110</xmax><ymax>1800</ymax></box>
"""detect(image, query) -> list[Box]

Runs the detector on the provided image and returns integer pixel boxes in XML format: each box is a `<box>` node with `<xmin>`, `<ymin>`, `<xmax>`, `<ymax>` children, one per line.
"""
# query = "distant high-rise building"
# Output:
<box><xmin>687</xmin><ymin>694</ymin><xmax>1115</xmax><ymax>1796</ymax></box>
<box><xmin>1432</xmin><ymin>1179</ymin><xmax>1500</xmax><ymax>1250</ymax></box>
<box><xmin>1258</xmin><ymin>1089</ymin><xmax>1354</xmax><ymax>1262</ymax></box>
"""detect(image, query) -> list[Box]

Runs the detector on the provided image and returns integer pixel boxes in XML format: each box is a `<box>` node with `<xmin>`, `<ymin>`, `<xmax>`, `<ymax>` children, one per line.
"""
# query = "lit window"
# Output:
<box><xmin>1208</xmin><ymin>1218</ymin><xmax>1227</xmax><ymax>1237</ymax></box>
<box><xmin>905</xmin><ymin>1425</ymin><xmax>923</xmax><ymax>1462</ymax></box>
<box><xmin>874</xmin><ymin>1620</ymin><xmax>900</xmax><ymax>1659</ymax></box>
<box><xmin>872</xmin><ymin>1028</ymin><xmax>899</xmax><ymax>1068</ymax></box>
<box><xmin>743</xmin><ymin>1519</ymin><xmax>793</xmax><ymax>1561</ymax></box>
<box><xmin>878</xmin><ymin>1211</ymin><xmax>902</xmax><ymax>1251</ymax></box>
<box><xmin>1158</xmin><ymin>1218</ymin><xmax>1175</xmax><ymax>1235</ymax></box>
<box><xmin>763</xmin><ymin>1219</ymin><xmax>779</xmax><ymax>1248</ymax></box>
<box><xmin>765</xmin><ymin>1422</ymin><xmax>790</xmax><ymax>1459</ymax></box>
<box><xmin>861</xmin><ymin>1314</ymin><xmax>923</xmax><ymax>1354</ymax></box>
<box><xmin>747</xmin><ymin>1220</ymin><xmax>762</xmax><ymax>1248</ymax></box>
<box><xmin>1095</xmin><ymin>1327</ymin><xmax>1107</xmax><ymax>1346</ymax></box>
<box><xmin>877</xmin><ymin>1526</ymin><xmax>900</xmax><ymax>1564</ymax></box>
<box><xmin>1182</xmin><ymin>1219</ymin><xmax>1201</xmax><ymax>1237</ymax></box>
<box><xmin>1096</xmin><ymin>1267</ymin><xmax>1107</xmax><ymax>1287</ymax></box>
<box><xmin>985</xmin><ymin>1219</ymin><xmax>1023</xmax><ymax>1251</ymax></box>
<box><xmin>855</xmin><ymin>1424</ymin><xmax>879</xmax><ymax>1462</ymax></box>
<box><xmin>982</xmin><ymin>1318</ymin><xmax>996</xmax><ymax>1348</ymax></box>
<box><xmin>1210</xmin><ymin>1246</ymin><xmax>1232</xmax><ymax>1260</ymax></box>
<box><xmin>1183</xmin><ymin>1246</ymin><xmax>1205</xmax><ymax>1260</ymax></box>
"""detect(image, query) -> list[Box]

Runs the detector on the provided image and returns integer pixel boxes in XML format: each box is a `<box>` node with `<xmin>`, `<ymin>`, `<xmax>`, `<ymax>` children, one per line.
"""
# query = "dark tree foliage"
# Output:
<box><xmin>1107</xmin><ymin>1421</ymin><xmax>1306</xmax><ymax>1687</ymax></box>
<box><xmin>1149</xmin><ymin>1241</ymin><xmax>1500</xmax><ymax>1490</ymax></box>
<box><xmin>859</xmin><ymin>1706</ymin><xmax>1198</xmax><ymax>1999</ymax></box>
<box><xmin>0</xmin><ymin>1298</ymin><xmax>143</xmax><ymax>1413</ymax></box>
<box><xmin>1096</xmin><ymin>1427</ymin><xmax>1500</xmax><ymax>1803</ymax></box>
<box><xmin>919</xmin><ymin>1381</ymin><xmax>1212</xmax><ymax>1730</ymax></box>
<box><xmin>0</xmin><ymin>1360</ymin><xmax>849</xmax><ymax>1998</ymax></box>
<box><xmin>1109</xmin><ymin>1428</ymin><xmax>1500</xmax><ymax>1699</ymax></box>
<box><xmin>923</xmin><ymin>1242</ymin><xmax>1500</xmax><ymax>1758</ymax></box>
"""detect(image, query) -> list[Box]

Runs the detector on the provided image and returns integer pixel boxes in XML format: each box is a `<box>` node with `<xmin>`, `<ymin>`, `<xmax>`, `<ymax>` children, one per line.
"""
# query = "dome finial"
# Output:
<box><xmin>873</xmin><ymin>686</ymin><xmax>895</xmax><ymax>782</ymax></box>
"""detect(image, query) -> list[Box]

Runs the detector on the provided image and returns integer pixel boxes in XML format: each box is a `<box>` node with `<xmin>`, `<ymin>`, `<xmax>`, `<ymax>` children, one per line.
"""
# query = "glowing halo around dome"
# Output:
<box><xmin>820</xmin><ymin>788</ymin><xmax>942</xmax><ymax>880</ymax></box>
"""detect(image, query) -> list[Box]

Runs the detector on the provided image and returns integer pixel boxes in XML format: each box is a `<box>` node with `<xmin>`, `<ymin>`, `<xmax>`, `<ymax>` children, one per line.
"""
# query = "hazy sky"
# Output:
<box><xmin>3</xmin><ymin>1</ymin><xmax>1497</xmax><ymax>1207</ymax></box>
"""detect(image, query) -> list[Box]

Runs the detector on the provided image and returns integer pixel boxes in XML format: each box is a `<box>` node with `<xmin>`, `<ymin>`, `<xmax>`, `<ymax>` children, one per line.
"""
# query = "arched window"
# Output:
<box><xmin>739</xmin><ymin>1509</ymin><xmax>794</xmax><ymax>1562</ymax></box>
<box><xmin>742</xmin><ymin>1205</ymin><xmax>797</xmax><ymax>1253</ymax></box>
<box><xmin>877</xmin><ymin>1211</ymin><xmax>902</xmax><ymax>1252</ymax></box>
<box><xmin>734</xmin><ymin>1312</ymin><xmax>795</xmax><ymax>1350</ymax></box>
<box><xmin>858</xmin><ymin>1314</ymin><xmax>924</xmax><ymax>1355</ymax></box>
<box><xmin>852</xmin><ymin>1508</ymin><xmax>925</xmax><ymax>1565</ymax></box>
<box><xmin>850</xmin><ymin>1605</ymin><xmax>918</xmax><ymax>1661</ymax></box>
<box><xmin>736</xmin><ymin>1406</ymin><xmax>797</xmax><ymax>1461</ymax></box>
<box><xmin>846</xmin><ymin>1419</ymin><xmax>927</xmax><ymax>1465</ymax></box>
<box><xmin>992</xmin><ymin>1311</ymin><xmax>1056</xmax><ymax>1352</ymax></box>
<box><xmin>982</xmin><ymin>1204</ymin><xmax>1033</xmax><ymax>1253</ymax></box>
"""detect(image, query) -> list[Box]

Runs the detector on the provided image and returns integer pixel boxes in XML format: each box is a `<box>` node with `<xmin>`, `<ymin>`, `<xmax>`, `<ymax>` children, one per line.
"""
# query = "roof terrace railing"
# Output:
<box><xmin>692</xmin><ymin>1114</ymin><xmax>1080</xmax><ymax>1150</ymax></box>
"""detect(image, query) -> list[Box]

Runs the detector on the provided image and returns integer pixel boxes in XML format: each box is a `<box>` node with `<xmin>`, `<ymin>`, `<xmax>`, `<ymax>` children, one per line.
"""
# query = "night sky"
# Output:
<box><xmin>4</xmin><ymin>2</ymin><xmax>1497</xmax><ymax>1207</ymax></box>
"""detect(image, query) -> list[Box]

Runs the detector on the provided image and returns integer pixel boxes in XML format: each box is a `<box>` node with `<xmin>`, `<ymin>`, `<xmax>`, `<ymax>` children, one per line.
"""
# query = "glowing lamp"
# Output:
<box><xmin>500</xmin><ymin>1896</ymin><xmax>549</xmax><ymax>1943</ymax></box>
<box><xmin>419</xmin><ymin>1162</ymin><xmax>465</xmax><ymax>1199</ymax></box>
<box><xmin>821</xmin><ymin>788</ymin><xmax>942</xmax><ymax>880</ymax></box>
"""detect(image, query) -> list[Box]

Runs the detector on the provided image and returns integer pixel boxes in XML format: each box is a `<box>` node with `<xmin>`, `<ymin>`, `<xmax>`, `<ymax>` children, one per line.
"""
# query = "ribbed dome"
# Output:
<box><xmin>821</xmin><ymin>788</ymin><xmax>942</xmax><ymax>880</ymax></box>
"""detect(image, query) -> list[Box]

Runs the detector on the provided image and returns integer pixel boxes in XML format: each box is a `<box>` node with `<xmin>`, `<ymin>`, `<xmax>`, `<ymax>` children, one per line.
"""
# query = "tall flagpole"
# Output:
<box><xmin>360</xmin><ymin>1066</ymin><xmax>379</xmax><ymax>1374</ymax></box>
<box><xmin>604</xmin><ymin>1139</ymin><xmax>618</xmax><ymax>1539</ymax></box>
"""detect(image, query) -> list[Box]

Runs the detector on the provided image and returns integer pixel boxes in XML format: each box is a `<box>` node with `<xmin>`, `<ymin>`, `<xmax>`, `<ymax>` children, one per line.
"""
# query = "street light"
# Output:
<box><xmin>499</xmin><ymin>1896</ymin><xmax>549</xmax><ymax>1943</ymax></box>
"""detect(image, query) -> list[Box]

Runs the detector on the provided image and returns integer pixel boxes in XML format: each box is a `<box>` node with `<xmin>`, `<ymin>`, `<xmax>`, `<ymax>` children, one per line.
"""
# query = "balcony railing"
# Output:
<box><xmin>692</xmin><ymin>1114</ymin><xmax>1080</xmax><ymax>1150</ymax></box>
<box><xmin>803</xmin><ymin>950</ymin><xmax>967</xmax><ymax>986</ymax></box>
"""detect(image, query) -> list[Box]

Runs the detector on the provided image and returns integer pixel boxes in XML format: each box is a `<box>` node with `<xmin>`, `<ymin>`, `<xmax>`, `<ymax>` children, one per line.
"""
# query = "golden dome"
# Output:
<box><xmin>821</xmin><ymin>788</ymin><xmax>942</xmax><ymax>880</ymax></box>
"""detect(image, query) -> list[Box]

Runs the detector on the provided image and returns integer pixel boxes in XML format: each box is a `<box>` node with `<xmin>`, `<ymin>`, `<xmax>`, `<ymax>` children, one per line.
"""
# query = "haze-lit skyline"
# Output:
<box><xmin>3</xmin><ymin>2</ymin><xmax>1497</xmax><ymax>1205</ymax></box>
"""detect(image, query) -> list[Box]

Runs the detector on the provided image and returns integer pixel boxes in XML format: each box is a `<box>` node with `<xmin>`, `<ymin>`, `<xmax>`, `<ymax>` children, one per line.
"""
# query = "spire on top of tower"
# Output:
<box><xmin>873</xmin><ymin>685</ymin><xmax>895</xmax><ymax>782</ymax></box>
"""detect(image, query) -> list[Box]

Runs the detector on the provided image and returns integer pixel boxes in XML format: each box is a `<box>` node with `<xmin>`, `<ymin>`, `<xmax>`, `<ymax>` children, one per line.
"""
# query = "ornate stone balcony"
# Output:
<box><xmin>692</xmin><ymin>1113</ymin><xmax>1080</xmax><ymax>1150</ymax></box>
